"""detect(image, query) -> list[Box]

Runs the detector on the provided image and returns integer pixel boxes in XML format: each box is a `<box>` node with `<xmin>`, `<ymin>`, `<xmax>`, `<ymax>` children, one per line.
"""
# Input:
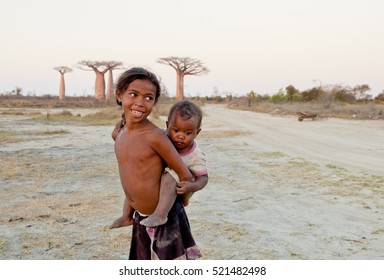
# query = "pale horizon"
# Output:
<box><xmin>1</xmin><ymin>0</ymin><xmax>383</xmax><ymax>98</ymax></box>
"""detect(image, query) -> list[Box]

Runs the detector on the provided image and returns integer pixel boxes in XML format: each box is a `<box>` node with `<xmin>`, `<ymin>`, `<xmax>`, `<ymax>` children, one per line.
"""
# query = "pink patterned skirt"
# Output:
<box><xmin>129</xmin><ymin>198</ymin><xmax>202</xmax><ymax>260</ymax></box>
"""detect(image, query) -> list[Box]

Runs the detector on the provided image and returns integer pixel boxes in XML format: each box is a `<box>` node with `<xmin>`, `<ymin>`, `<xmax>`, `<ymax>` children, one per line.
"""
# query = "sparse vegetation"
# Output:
<box><xmin>198</xmin><ymin>83</ymin><xmax>383</xmax><ymax>120</ymax></box>
<box><xmin>1</xmin><ymin>83</ymin><xmax>384</xmax><ymax>120</ymax></box>
<box><xmin>0</xmin><ymin>238</ymin><xmax>5</xmax><ymax>250</ymax></box>
<box><xmin>28</xmin><ymin>108</ymin><xmax>121</xmax><ymax>126</ymax></box>
<box><xmin>0</xmin><ymin>95</ymin><xmax>117</xmax><ymax>108</ymax></box>
<box><xmin>0</xmin><ymin>130</ymin><xmax>19</xmax><ymax>143</ymax></box>
<box><xmin>371</xmin><ymin>229</ymin><xmax>384</xmax><ymax>235</ymax></box>
<box><xmin>227</xmin><ymin>97</ymin><xmax>384</xmax><ymax>120</ymax></box>
<box><xmin>0</xmin><ymin>129</ymin><xmax>69</xmax><ymax>144</ymax></box>
<box><xmin>33</xmin><ymin>130</ymin><xmax>69</xmax><ymax>136</ymax></box>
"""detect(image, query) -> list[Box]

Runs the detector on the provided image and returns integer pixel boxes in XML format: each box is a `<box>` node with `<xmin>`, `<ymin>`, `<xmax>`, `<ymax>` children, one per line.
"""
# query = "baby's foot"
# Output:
<box><xmin>140</xmin><ymin>214</ymin><xmax>167</xmax><ymax>227</ymax></box>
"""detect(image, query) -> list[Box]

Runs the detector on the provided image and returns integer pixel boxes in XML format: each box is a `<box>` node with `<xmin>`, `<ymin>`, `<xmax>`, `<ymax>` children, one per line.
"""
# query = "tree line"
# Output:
<box><xmin>53</xmin><ymin>57</ymin><xmax>208</xmax><ymax>101</ymax></box>
<box><xmin>246</xmin><ymin>84</ymin><xmax>384</xmax><ymax>105</ymax></box>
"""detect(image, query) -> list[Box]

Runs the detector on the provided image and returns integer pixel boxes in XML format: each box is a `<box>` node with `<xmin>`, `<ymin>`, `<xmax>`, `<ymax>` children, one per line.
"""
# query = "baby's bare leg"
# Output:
<box><xmin>182</xmin><ymin>192</ymin><xmax>193</xmax><ymax>206</ymax></box>
<box><xmin>140</xmin><ymin>172</ymin><xmax>177</xmax><ymax>227</ymax></box>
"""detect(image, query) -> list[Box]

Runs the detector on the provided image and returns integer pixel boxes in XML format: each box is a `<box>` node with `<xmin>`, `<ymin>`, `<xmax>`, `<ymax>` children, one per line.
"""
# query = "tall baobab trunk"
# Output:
<box><xmin>176</xmin><ymin>71</ymin><xmax>185</xmax><ymax>100</ymax></box>
<box><xmin>59</xmin><ymin>73</ymin><xmax>65</xmax><ymax>100</ymax></box>
<box><xmin>106</xmin><ymin>69</ymin><xmax>114</xmax><ymax>100</ymax></box>
<box><xmin>94</xmin><ymin>70</ymin><xmax>106</xmax><ymax>100</ymax></box>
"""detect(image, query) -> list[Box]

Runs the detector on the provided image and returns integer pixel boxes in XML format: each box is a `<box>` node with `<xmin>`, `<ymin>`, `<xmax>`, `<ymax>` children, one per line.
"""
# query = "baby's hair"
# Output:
<box><xmin>115</xmin><ymin>67</ymin><xmax>161</xmax><ymax>106</ymax></box>
<box><xmin>168</xmin><ymin>100</ymin><xmax>203</xmax><ymax>129</ymax></box>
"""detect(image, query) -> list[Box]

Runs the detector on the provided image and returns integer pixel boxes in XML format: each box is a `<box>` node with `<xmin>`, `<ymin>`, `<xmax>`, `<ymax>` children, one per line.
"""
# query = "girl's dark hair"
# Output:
<box><xmin>168</xmin><ymin>100</ymin><xmax>203</xmax><ymax>129</ymax></box>
<box><xmin>115</xmin><ymin>67</ymin><xmax>161</xmax><ymax>106</ymax></box>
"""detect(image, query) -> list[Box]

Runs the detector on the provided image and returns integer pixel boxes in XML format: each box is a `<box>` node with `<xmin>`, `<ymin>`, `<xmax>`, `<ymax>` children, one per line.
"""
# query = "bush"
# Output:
<box><xmin>292</xmin><ymin>93</ymin><xmax>303</xmax><ymax>102</ymax></box>
<box><xmin>269</xmin><ymin>93</ymin><xmax>287</xmax><ymax>103</ymax></box>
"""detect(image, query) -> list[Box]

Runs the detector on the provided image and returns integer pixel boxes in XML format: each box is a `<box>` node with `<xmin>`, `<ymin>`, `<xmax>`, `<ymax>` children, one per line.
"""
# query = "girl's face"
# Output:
<box><xmin>117</xmin><ymin>78</ymin><xmax>157</xmax><ymax>125</ymax></box>
<box><xmin>167</xmin><ymin>113</ymin><xmax>201</xmax><ymax>153</ymax></box>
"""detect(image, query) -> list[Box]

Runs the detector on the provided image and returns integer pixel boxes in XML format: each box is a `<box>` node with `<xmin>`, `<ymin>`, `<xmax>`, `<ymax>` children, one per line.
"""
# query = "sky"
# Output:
<box><xmin>1</xmin><ymin>0</ymin><xmax>383</xmax><ymax>98</ymax></box>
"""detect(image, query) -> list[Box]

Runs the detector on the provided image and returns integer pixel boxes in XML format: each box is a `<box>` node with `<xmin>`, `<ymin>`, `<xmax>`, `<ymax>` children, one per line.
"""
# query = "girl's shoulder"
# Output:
<box><xmin>145</xmin><ymin>121</ymin><xmax>167</xmax><ymax>140</ymax></box>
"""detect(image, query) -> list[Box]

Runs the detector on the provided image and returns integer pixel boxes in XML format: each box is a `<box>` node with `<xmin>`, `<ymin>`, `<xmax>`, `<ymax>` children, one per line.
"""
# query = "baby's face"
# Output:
<box><xmin>167</xmin><ymin>114</ymin><xmax>200</xmax><ymax>153</ymax></box>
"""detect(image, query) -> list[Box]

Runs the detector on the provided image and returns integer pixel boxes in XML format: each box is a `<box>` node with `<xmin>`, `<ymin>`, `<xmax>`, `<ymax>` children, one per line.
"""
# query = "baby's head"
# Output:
<box><xmin>167</xmin><ymin>100</ymin><xmax>203</xmax><ymax>152</ymax></box>
<box><xmin>167</xmin><ymin>100</ymin><xmax>203</xmax><ymax>131</ymax></box>
<box><xmin>115</xmin><ymin>67</ymin><xmax>161</xmax><ymax>106</ymax></box>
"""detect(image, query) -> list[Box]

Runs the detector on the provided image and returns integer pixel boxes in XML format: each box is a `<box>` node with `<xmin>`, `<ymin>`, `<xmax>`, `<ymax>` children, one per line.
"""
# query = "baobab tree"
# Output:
<box><xmin>77</xmin><ymin>60</ymin><xmax>123</xmax><ymax>100</ymax></box>
<box><xmin>157</xmin><ymin>56</ymin><xmax>209</xmax><ymax>100</ymax></box>
<box><xmin>53</xmin><ymin>66</ymin><xmax>72</xmax><ymax>100</ymax></box>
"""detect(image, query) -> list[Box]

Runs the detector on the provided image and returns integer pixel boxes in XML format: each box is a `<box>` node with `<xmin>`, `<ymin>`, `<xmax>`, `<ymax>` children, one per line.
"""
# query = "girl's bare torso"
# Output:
<box><xmin>114</xmin><ymin>124</ymin><xmax>164</xmax><ymax>215</ymax></box>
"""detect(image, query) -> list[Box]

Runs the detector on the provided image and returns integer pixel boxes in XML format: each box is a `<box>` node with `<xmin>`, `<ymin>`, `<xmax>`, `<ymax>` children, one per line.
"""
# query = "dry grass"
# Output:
<box><xmin>1</xmin><ymin>95</ymin><xmax>383</xmax><ymax>121</ymax></box>
<box><xmin>34</xmin><ymin>130</ymin><xmax>69</xmax><ymax>136</ymax></box>
<box><xmin>200</xmin><ymin>130</ymin><xmax>247</xmax><ymax>138</ymax></box>
<box><xmin>228</xmin><ymin>99</ymin><xmax>384</xmax><ymax>120</ymax></box>
<box><xmin>0</xmin><ymin>95</ymin><xmax>116</xmax><ymax>108</ymax></box>
<box><xmin>0</xmin><ymin>238</ymin><xmax>5</xmax><ymax>250</ymax></box>
<box><xmin>0</xmin><ymin>95</ymin><xmax>180</xmax><ymax>126</ymax></box>
<box><xmin>0</xmin><ymin>130</ymin><xmax>18</xmax><ymax>143</ymax></box>
<box><xmin>0</xmin><ymin>129</ymin><xmax>69</xmax><ymax>144</ymax></box>
<box><xmin>29</xmin><ymin>107</ymin><xmax>122</xmax><ymax>126</ymax></box>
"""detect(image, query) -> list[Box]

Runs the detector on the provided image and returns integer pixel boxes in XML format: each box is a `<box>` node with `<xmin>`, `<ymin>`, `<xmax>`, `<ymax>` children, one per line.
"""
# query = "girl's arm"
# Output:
<box><xmin>151</xmin><ymin>129</ymin><xmax>193</xmax><ymax>182</ymax></box>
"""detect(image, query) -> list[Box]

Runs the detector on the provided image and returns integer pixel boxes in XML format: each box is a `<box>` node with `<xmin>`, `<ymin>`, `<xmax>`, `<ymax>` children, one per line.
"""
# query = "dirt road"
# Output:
<box><xmin>192</xmin><ymin>104</ymin><xmax>384</xmax><ymax>259</ymax></box>
<box><xmin>202</xmin><ymin>104</ymin><xmax>384</xmax><ymax>175</ymax></box>
<box><xmin>1</xmin><ymin>104</ymin><xmax>383</xmax><ymax>259</ymax></box>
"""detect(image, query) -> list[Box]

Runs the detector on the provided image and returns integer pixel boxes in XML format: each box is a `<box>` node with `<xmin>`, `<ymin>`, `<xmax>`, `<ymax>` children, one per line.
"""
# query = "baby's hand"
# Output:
<box><xmin>176</xmin><ymin>181</ymin><xmax>193</xmax><ymax>195</ymax></box>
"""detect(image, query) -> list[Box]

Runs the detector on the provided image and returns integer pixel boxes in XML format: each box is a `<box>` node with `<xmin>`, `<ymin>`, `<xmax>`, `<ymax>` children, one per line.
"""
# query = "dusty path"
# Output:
<box><xmin>191</xmin><ymin>104</ymin><xmax>384</xmax><ymax>259</ymax></box>
<box><xmin>201</xmin><ymin>104</ymin><xmax>384</xmax><ymax>175</ymax></box>
<box><xmin>0</xmin><ymin>104</ymin><xmax>383</xmax><ymax>259</ymax></box>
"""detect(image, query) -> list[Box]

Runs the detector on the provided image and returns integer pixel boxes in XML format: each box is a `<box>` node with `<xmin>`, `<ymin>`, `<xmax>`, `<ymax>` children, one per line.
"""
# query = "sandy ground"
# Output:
<box><xmin>0</xmin><ymin>104</ymin><xmax>383</xmax><ymax>260</ymax></box>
